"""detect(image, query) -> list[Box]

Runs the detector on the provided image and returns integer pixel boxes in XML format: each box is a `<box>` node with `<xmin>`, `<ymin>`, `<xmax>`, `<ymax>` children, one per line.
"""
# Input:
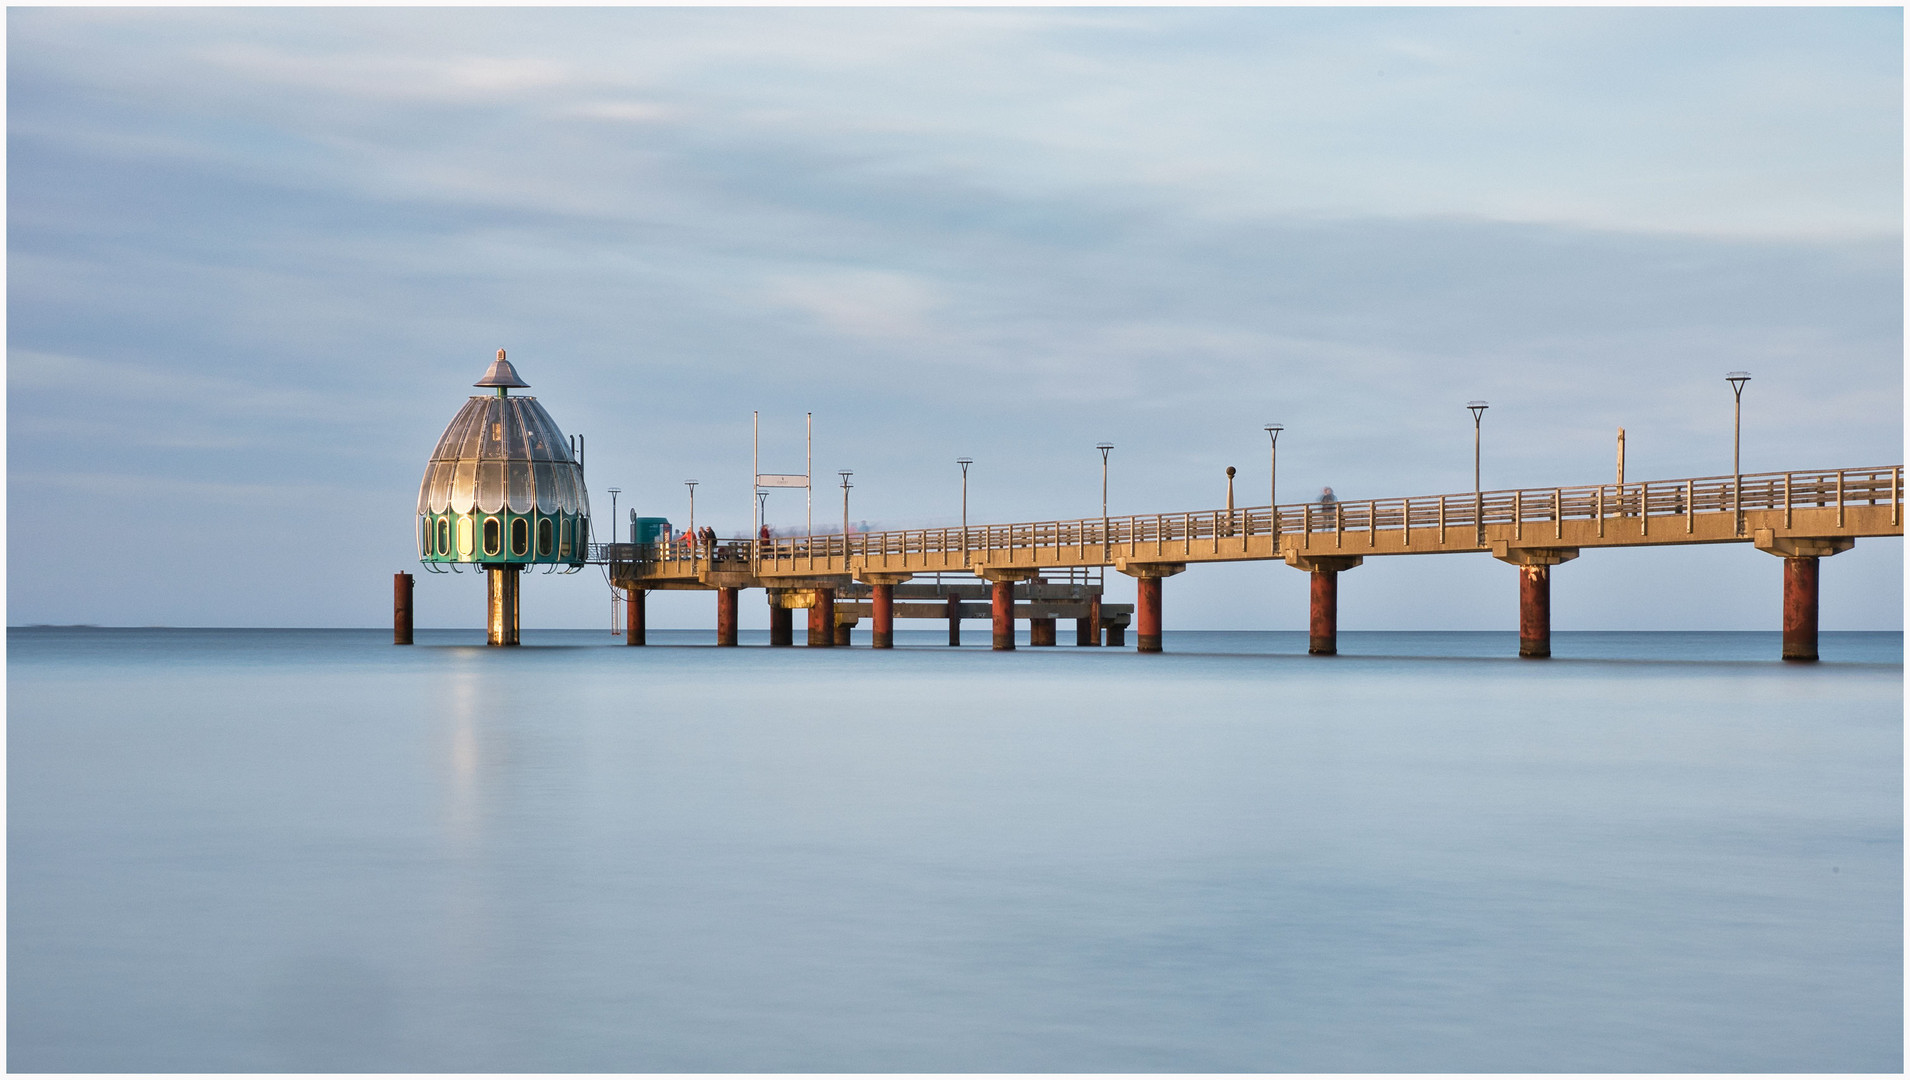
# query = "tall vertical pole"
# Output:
<box><xmin>839</xmin><ymin>471</ymin><xmax>853</xmax><ymax>567</ymax></box>
<box><xmin>807</xmin><ymin>411</ymin><xmax>813</xmax><ymax>537</ymax></box>
<box><xmin>1468</xmin><ymin>402</ymin><xmax>1489</xmax><ymax>545</ymax></box>
<box><xmin>958</xmin><ymin>458</ymin><xmax>972</xmax><ymax>567</ymax></box>
<box><xmin>756</xmin><ymin>410</ymin><xmax>764</xmax><ymax>550</ymax></box>
<box><xmin>1265</xmin><ymin>423</ymin><xmax>1283</xmax><ymax>543</ymax></box>
<box><xmin>1728</xmin><ymin>373</ymin><xmax>1750</xmax><ymax>535</ymax></box>
<box><xmin>1616</xmin><ymin>428</ymin><xmax>1626</xmax><ymax>486</ymax></box>
<box><xmin>686</xmin><ymin>481</ymin><xmax>697</xmax><ymax>538</ymax></box>
<box><xmin>1097</xmin><ymin>443</ymin><xmax>1113</xmax><ymax>561</ymax></box>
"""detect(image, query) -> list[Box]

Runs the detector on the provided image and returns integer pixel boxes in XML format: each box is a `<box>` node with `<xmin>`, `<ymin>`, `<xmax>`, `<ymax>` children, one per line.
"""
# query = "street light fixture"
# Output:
<box><xmin>839</xmin><ymin>470</ymin><xmax>854</xmax><ymax>561</ymax></box>
<box><xmin>607</xmin><ymin>487</ymin><xmax>621</xmax><ymax>544</ymax></box>
<box><xmin>1096</xmin><ymin>443</ymin><xmax>1114</xmax><ymax>560</ymax></box>
<box><xmin>684</xmin><ymin>480</ymin><xmax>698</xmax><ymax>539</ymax></box>
<box><xmin>1727</xmin><ymin>372</ymin><xmax>1751</xmax><ymax>534</ymax></box>
<box><xmin>1264</xmin><ymin>423</ymin><xmax>1283</xmax><ymax>537</ymax></box>
<box><xmin>1467</xmin><ymin>401</ymin><xmax>1489</xmax><ymax>544</ymax></box>
<box><xmin>957</xmin><ymin>458</ymin><xmax>973</xmax><ymax>567</ymax></box>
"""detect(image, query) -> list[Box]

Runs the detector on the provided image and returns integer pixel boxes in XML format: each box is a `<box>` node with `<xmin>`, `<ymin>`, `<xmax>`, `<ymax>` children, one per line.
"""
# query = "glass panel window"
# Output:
<box><xmin>560</xmin><ymin>517</ymin><xmax>571</xmax><ymax>557</ymax></box>
<box><xmin>537</xmin><ymin>517</ymin><xmax>553</xmax><ymax>556</ymax></box>
<box><xmin>457</xmin><ymin>516</ymin><xmax>473</xmax><ymax>557</ymax></box>
<box><xmin>475</xmin><ymin>461</ymin><xmax>507</xmax><ymax>514</ymax></box>
<box><xmin>483</xmin><ymin>517</ymin><xmax>501</xmax><ymax>557</ymax></box>
<box><xmin>438</xmin><ymin>517</ymin><xmax>451</xmax><ymax>556</ymax></box>
<box><xmin>510</xmin><ymin>516</ymin><xmax>529</xmax><ymax>557</ymax></box>
<box><xmin>451</xmin><ymin>460</ymin><xmax>478</xmax><ymax>514</ymax></box>
<box><xmin>507</xmin><ymin>461</ymin><xmax>535</xmax><ymax>514</ymax></box>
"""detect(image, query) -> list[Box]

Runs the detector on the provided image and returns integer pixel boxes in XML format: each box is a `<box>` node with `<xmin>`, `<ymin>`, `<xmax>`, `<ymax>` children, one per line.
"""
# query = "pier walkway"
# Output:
<box><xmin>595</xmin><ymin>464</ymin><xmax>1901</xmax><ymax>661</ymax></box>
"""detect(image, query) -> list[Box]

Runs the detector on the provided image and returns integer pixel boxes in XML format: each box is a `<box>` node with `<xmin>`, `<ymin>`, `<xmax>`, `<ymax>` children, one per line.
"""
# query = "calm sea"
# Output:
<box><xmin>8</xmin><ymin>627</ymin><xmax>1902</xmax><ymax>1072</ymax></box>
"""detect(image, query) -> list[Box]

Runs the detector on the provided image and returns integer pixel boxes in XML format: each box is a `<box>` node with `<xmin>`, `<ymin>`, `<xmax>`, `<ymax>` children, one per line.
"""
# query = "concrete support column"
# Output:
<box><xmin>992</xmin><ymin>579</ymin><xmax>1016</xmax><ymax>650</ymax></box>
<box><xmin>1106</xmin><ymin>623</ymin><xmax>1127</xmax><ymax>647</ymax></box>
<box><xmin>1783</xmin><ymin>557</ymin><xmax>1819</xmax><ymax>662</ymax></box>
<box><xmin>394</xmin><ymin>572</ymin><xmax>414</xmax><ymax>645</ymax></box>
<box><xmin>1114</xmin><ymin>561</ymin><xmax>1185</xmax><ymax>654</ymax></box>
<box><xmin>716</xmin><ymin>587</ymin><xmax>739</xmax><ymax>646</ymax></box>
<box><xmin>1308</xmin><ymin>570</ymin><xmax>1337</xmax><ymax>655</ymax></box>
<box><xmin>808</xmin><ymin>588</ymin><xmax>836</xmax><ymax>646</ymax></box>
<box><xmin>769</xmin><ymin>602</ymin><xmax>793</xmax><ymax>646</ymax></box>
<box><xmin>1285</xmin><ymin>554</ymin><xmax>1362</xmax><ymax>657</ymax></box>
<box><xmin>834</xmin><ymin>619</ymin><xmax>852</xmax><ymax>647</ymax></box>
<box><xmin>1518</xmin><ymin>565</ymin><xmax>1550</xmax><ymax>658</ymax></box>
<box><xmin>872</xmin><ymin>584</ymin><xmax>894</xmax><ymax>649</ymax></box>
<box><xmin>947</xmin><ymin>593</ymin><xmax>961</xmax><ymax>646</ymax></box>
<box><xmin>1030</xmin><ymin>617</ymin><xmax>1056</xmax><ymax>646</ymax></box>
<box><xmin>1136</xmin><ymin>577</ymin><xmax>1163</xmax><ymax>653</ymax></box>
<box><xmin>1491</xmin><ymin>545</ymin><xmax>1576</xmax><ymax>661</ymax></box>
<box><xmin>1752</xmin><ymin>532</ymin><xmax>1851</xmax><ymax>663</ymax></box>
<box><xmin>625</xmin><ymin>588</ymin><xmax>646</xmax><ymax>646</ymax></box>
<box><xmin>486</xmin><ymin>565</ymin><xmax>520</xmax><ymax>646</ymax></box>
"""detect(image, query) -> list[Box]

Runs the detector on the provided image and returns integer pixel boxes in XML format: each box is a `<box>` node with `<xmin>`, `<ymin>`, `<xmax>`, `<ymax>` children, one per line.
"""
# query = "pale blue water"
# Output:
<box><xmin>9</xmin><ymin>628</ymin><xmax>1902</xmax><ymax>1072</ymax></box>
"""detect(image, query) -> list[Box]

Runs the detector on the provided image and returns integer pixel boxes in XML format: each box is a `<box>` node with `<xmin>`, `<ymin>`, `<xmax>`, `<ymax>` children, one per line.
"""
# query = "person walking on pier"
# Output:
<box><xmin>1318</xmin><ymin>486</ymin><xmax>1338</xmax><ymax>507</ymax></box>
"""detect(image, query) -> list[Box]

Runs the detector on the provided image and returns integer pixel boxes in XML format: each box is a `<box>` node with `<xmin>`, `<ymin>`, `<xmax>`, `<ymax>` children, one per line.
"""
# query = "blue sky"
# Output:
<box><xmin>8</xmin><ymin>7</ymin><xmax>1902</xmax><ymax>630</ymax></box>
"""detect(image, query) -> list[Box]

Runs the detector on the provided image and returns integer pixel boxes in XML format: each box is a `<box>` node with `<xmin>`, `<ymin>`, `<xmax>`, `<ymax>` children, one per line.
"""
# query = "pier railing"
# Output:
<box><xmin>601</xmin><ymin>465</ymin><xmax>1900</xmax><ymax>571</ymax></box>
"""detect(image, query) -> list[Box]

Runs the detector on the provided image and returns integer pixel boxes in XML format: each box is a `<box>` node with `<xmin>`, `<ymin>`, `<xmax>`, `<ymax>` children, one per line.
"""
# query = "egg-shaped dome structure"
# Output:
<box><xmin>416</xmin><ymin>352</ymin><xmax>591</xmax><ymax>567</ymax></box>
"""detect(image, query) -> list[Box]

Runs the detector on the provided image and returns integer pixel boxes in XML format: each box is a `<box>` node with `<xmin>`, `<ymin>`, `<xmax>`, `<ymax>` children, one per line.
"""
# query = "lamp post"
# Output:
<box><xmin>838</xmin><ymin>470</ymin><xmax>853</xmax><ymax>562</ymax></box>
<box><xmin>957</xmin><ymin>458</ymin><xmax>973</xmax><ymax>567</ymax></box>
<box><xmin>1467</xmin><ymin>401</ymin><xmax>1489</xmax><ymax>544</ymax></box>
<box><xmin>1225</xmin><ymin>466</ymin><xmax>1236</xmax><ymax>534</ymax></box>
<box><xmin>608</xmin><ymin>487</ymin><xmax>621</xmax><ymax>543</ymax></box>
<box><xmin>1096</xmin><ymin>442</ymin><xmax>1114</xmax><ymax>560</ymax></box>
<box><xmin>684</xmin><ymin>480</ymin><xmax>698</xmax><ymax>537</ymax></box>
<box><xmin>1264</xmin><ymin>423</ymin><xmax>1283</xmax><ymax>539</ymax></box>
<box><xmin>1727</xmin><ymin>372</ymin><xmax>1750</xmax><ymax>535</ymax></box>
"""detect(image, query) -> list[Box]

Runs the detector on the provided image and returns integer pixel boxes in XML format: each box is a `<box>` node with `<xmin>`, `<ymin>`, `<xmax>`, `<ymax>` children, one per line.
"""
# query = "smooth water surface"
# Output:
<box><xmin>9</xmin><ymin>628</ymin><xmax>1902</xmax><ymax>1071</ymax></box>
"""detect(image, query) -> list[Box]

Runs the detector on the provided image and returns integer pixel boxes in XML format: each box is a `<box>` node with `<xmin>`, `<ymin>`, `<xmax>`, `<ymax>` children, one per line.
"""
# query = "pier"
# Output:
<box><xmin>595</xmin><ymin>464</ymin><xmax>1901</xmax><ymax>661</ymax></box>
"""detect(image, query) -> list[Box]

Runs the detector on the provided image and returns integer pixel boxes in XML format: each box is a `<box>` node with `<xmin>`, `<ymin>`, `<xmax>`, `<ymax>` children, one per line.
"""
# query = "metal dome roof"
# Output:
<box><xmin>417</xmin><ymin>375</ymin><xmax>589</xmax><ymax>518</ymax></box>
<box><xmin>475</xmin><ymin>348</ymin><xmax>530</xmax><ymax>388</ymax></box>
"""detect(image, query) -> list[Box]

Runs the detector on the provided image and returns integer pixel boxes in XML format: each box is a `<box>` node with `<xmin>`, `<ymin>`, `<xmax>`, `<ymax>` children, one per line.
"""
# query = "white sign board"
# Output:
<box><xmin>756</xmin><ymin>473</ymin><xmax>809</xmax><ymax>489</ymax></box>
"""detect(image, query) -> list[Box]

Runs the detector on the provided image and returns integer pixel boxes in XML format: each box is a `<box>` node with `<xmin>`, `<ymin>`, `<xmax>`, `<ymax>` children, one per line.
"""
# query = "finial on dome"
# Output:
<box><xmin>475</xmin><ymin>348</ymin><xmax>530</xmax><ymax>389</ymax></box>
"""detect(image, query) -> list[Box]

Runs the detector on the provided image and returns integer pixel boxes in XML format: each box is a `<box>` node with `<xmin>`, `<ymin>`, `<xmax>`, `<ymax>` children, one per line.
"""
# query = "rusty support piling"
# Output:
<box><xmin>808</xmin><ymin>588</ymin><xmax>836</xmax><ymax>646</ymax></box>
<box><xmin>992</xmin><ymin>579</ymin><xmax>1016</xmax><ymax>650</ymax></box>
<box><xmin>1030</xmin><ymin>617</ymin><xmax>1056</xmax><ymax>646</ymax></box>
<box><xmin>947</xmin><ymin>593</ymin><xmax>961</xmax><ymax>646</ymax></box>
<box><xmin>769</xmin><ymin>602</ymin><xmax>793</xmax><ymax>646</ymax></box>
<box><xmin>1136</xmin><ymin>577</ymin><xmax>1162</xmax><ymax>653</ymax></box>
<box><xmin>872</xmin><ymin>583</ymin><xmax>894</xmax><ymax>649</ymax></box>
<box><xmin>1518</xmin><ymin>565</ymin><xmax>1550</xmax><ymax>658</ymax></box>
<box><xmin>394</xmin><ymin>572</ymin><xmax>414</xmax><ymax>645</ymax></box>
<box><xmin>716</xmin><ymin>587</ymin><xmax>739</xmax><ymax>646</ymax></box>
<box><xmin>1309</xmin><ymin>569</ymin><xmax>1337</xmax><ymax>655</ymax></box>
<box><xmin>1783</xmin><ymin>557</ymin><xmax>1819</xmax><ymax>662</ymax></box>
<box><xmin>625</xmin><ymin>588</ymin><xmax>646</xmax><ymax>646</ymax></box>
